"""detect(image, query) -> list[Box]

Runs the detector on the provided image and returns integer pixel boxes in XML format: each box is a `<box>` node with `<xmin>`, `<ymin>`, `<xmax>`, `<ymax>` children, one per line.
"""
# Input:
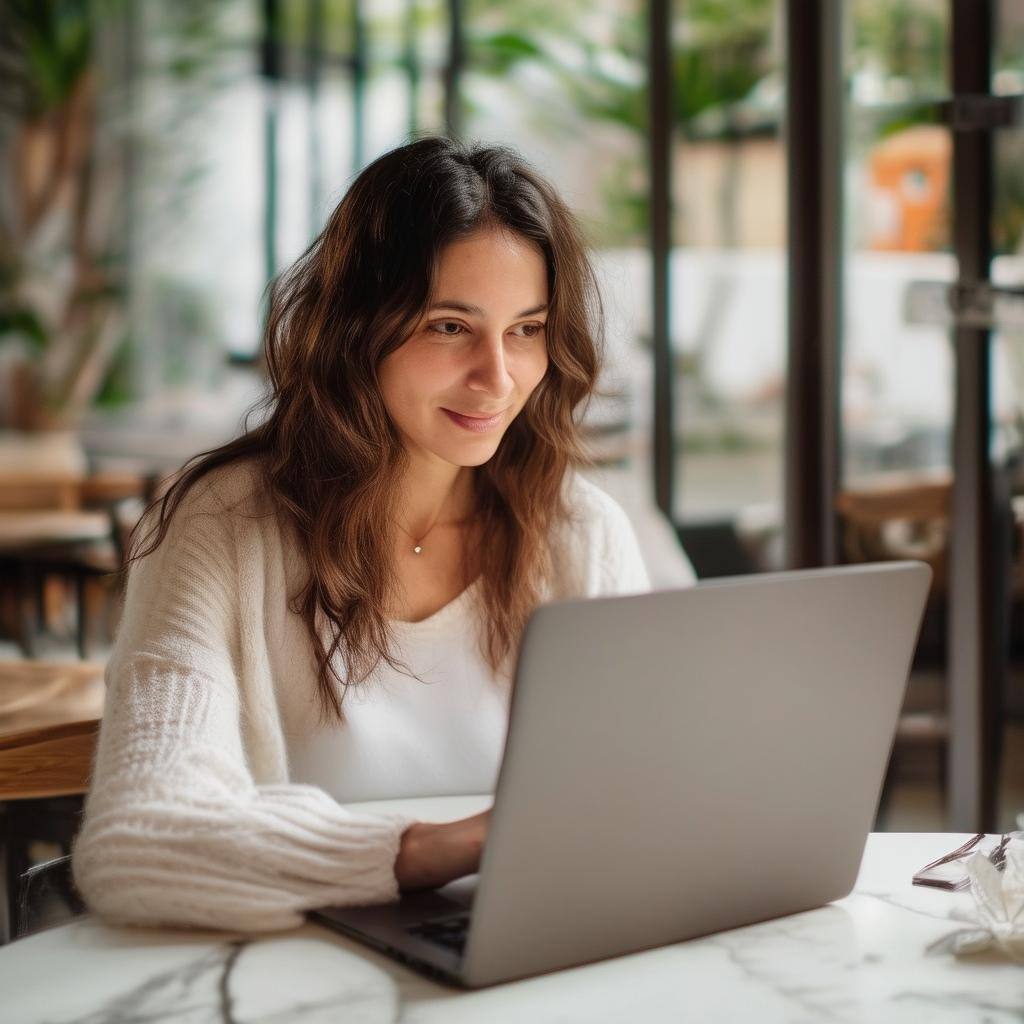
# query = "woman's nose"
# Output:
<box><xmin>468</xmin><ymin>335</ymin><xmax>514</xmax><ymax>397</ymax></box>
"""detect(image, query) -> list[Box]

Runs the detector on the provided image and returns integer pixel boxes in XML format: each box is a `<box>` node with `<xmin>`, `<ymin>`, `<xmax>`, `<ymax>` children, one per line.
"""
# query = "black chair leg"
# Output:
<box><xmin>75</xmin><ymin>573</ymin><xmax>89</xmax><ymax>660</ymax></box>
<box><xmin>0</xmin><ymin>806</ymin><xmax>10</xmax><ymax>945</ymax></box>
<box><xmin>1</xmin><ymin>803</ymin><xmax>31</xmax><ymax>945</ymax></box>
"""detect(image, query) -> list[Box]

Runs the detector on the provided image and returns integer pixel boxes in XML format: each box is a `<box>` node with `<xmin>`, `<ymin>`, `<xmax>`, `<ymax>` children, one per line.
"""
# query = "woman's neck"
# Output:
<box><xmin>396</xmin><ymin>455</ymin><xmax>475</xmax><ymax>537</ymax></box>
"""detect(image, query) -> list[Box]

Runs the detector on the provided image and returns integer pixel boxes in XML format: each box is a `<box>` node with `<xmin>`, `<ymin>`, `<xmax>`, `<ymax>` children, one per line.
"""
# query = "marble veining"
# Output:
<box><xmin>889</xmin><ymin>985</ymin><xmax>1024</xmax><ymax>1020</ymax></box>
<box><xmin>703</xmin><ymin>908</ymin><xmax>863</xmax><ymax>1024</ymax></box>
<box><xmin>50</xmin><ymin>941</ymin><xmax>246</xmax><ymax>1024</ymax></box>
<box><xmin>29</xmin><ymin>933</ymin><xmax>402</xmax><ymax>1024</ymax></box>
<box><xmin>853</xmin><ymin>887</ymin><xmax>958</xmax><ymax>922</ymax></box>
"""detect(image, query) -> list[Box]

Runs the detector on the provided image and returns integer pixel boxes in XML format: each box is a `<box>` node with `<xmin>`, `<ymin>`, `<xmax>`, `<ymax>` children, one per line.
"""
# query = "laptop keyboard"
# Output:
<box><xmin>408</xmin><ymin>913</ymin><xmax>470</xmax><ymax>954</ymax></box>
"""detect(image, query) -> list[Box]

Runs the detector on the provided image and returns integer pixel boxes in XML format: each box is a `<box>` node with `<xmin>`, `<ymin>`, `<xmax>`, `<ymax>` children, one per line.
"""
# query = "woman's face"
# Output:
<box><xmin>379</xmin><ymin>226</ymin><xmax>550</xmax><ymax>469</ymax></box>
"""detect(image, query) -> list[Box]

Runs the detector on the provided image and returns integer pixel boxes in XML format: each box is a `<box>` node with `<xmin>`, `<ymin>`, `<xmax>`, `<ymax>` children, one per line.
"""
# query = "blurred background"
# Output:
<box><xmin>1</xmin><ymin>1</ymin><xmax>1023</xmax><ymax>933</ymax></box>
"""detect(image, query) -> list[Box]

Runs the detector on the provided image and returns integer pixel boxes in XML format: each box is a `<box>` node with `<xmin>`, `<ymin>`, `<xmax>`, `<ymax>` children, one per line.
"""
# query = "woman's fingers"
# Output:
<box><xmin>394</xmin><ymin>810</ymin><xmax>492</xmax><ymax>891</ymax></box>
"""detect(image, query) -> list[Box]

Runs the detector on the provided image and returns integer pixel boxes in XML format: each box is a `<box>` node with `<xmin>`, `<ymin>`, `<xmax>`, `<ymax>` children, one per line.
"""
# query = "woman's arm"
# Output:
<box><xmin>72</xmin><ymin>482</ymin><xmax>413</xmax><ymax>933</ymax></box>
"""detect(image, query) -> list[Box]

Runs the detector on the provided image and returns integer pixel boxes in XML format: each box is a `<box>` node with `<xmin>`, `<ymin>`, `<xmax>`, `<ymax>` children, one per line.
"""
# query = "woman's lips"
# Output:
<box><xmin>442</xmin><ymin>408</ymin><xmax>506</xmax><ymax>433</ymax></box>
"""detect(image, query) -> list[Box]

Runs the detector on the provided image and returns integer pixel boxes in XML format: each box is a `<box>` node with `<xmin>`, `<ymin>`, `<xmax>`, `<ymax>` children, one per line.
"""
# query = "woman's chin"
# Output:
<box><xmin>427</xmin><ymin>439</ymin><xmax>504</xmax><ymax>468</ymax></box>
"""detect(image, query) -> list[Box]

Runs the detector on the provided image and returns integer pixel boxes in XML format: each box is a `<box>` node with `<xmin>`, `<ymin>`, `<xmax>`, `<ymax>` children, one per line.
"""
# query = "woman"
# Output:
<box><xmin>72</xmin><ymin>136</ymin><xmax>658</xmax><ymax>933</ymax></box>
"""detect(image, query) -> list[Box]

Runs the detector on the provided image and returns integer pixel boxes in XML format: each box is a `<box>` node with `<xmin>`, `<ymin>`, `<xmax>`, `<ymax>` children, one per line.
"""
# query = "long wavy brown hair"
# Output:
<box><xmin>132</xmin><ymin>136</ymin><xmax>604</xmax><ymax>722</ymax></box>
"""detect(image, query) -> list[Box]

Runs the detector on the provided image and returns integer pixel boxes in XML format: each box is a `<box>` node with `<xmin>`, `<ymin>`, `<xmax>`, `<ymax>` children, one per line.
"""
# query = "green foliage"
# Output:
<box><xmin>0</xmin><ymin>0</ymin><xmax>232</xmax><ymax>418</ymax></box>
<box><xmin>0</xmin><ymin>0</ymin><xmax>96</xmax><ymax>117</ymax></box>
<box><xmin>93</xmin><ymin>332</ymin><xmax>134</xmax><ymax>407</ymax></box>
<box><xmin>870</xmin><ymin>101</ymin><xmax>943</xmax><ymax>140</ymax></box>
<box><xmin>0</xmin><ymin>0</ymin><xmax>102</xmax><ymax>378</ymax></box>
<box><xmin>466</xmin><ymin>0</ymin><xmax>585</xmax><ymax>40</ymax></box>
<box><xmin>472</xmin><ymin>31</ymin><xmax>546</xmax><ymax>74</ymax></box>
<box><xmin>679</xmin><ymin>428</ymin><xmax>769</xmax><ymax>454</ymax></box>
<box><xmin>0</xmin><ymin>306</ymin><xmax>47</xmax><ymax>352</ymax></box>
<box><xmin>672</xmin><ymin>0</ymin><xmax>776</xmax><ymax>123</ymax></box>
<box><xmin>851</xmin><ymin>0</ymin><xmax>946</xmax><ymax>96</ymax></box>
<box><xmin>465</xmin><ymin>0</ymin><xmax>778</xmax><ymax>246</ymax></box>
<box><xmin>587</xmin><ymin>159</ymin><xmax>648</xmax><ymax>248</ymax></box>
<box><xmin>994</xmin><ymin>134</ymin><xmax>1024</xmax><ymax>255</ymax></box>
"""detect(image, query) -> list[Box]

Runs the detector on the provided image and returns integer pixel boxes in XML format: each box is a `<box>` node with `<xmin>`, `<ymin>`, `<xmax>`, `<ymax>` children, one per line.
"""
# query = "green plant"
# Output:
<box><xmin>0</xmin><ymin>0</ymin><xmax>229</xmax><ymax>426</ymax></box>
<box><xmin>0</xmin><ymin>0</ymin><xmax>117</xmax><ymax>425</ymax></box>
<box><xmin>465</xmin><ymin>1</ymin><xmax>777</xmax><ymax>243</ymax></box>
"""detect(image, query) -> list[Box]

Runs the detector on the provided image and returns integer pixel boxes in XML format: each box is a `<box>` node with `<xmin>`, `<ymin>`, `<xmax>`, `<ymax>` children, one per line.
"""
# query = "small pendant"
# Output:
<box><xmin>413</xmin><ymin>545</ymin><xmax>423</xmax><ymax>554</ymax></box>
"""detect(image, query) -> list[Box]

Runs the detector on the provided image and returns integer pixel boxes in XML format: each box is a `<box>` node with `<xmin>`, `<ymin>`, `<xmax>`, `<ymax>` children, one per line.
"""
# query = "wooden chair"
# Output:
<box><xmin>0</xmin><ymin>478</ymin><xmax>145</xmax><ymax>658</ymax></box>
<box><xmin>834</xmin><ymin>472</ymin><xmax>951</xmax><ymax>594</ymax></box>
<box><xmin>0</xmin><ymin>660</ymin><xmax>103</xmax><ymax>942</ymax></box>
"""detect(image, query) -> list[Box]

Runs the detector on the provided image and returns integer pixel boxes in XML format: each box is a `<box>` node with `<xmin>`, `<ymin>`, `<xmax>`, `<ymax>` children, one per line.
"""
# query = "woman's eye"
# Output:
<box><xmin>426</xmin><ymin>320</ymin><xmax>545</xmax><ymax>339</ymax></box>
<box><xmin>513</xmin><ymin>323</ymin><xmax>546</xmax><ymax>339</ymax></box>
<box><xmin>428</xmin><ymin>321</ymin><xmax>466</xmax><ymax>337</ymax></box>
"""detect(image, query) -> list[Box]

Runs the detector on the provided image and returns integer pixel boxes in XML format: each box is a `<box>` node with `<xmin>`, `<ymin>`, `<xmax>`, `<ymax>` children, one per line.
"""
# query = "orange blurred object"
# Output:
<box><xmin>867</xmin><ymin>125</ymin><xmax>951</xmax><ymax>252</ymax></box>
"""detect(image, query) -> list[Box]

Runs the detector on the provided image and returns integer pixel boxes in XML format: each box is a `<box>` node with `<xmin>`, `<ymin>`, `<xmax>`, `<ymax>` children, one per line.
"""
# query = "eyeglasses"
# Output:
<box><xmin>912</xmin><ymin>833</ymin><xmax>1011</xmax><ymax>891</ymax></box>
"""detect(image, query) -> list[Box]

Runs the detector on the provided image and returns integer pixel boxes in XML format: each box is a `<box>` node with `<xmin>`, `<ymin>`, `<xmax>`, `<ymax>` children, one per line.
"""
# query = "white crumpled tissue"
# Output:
<box><xmin>928</xmin><ymin>832</ymin><xmax>1024</xmax><ymax>962</ymax></box>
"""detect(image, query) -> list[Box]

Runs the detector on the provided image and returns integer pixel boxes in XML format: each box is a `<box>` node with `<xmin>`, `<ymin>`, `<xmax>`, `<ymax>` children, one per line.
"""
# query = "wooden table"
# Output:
<box><xmin>0</xmin><ymin>432</ymin><xmax>86</xmax><ymax>476</ymax></box>
<box><xmin>0</xmin><ymin>660</ymin><xmax>104</xmax><ymax>733</ymax></box>
<box><xmin>0</xmin><ymin>660</ymin><xmax>104</xmax><ymax>799</ymax></box>
<box><xmin>0</xmin><ymin>512</ymin><xmax>111</xmax><ymax>551</ymax></box>
<box><xmin>0</xmin><ymin>431</ymin><xmax>87</xmax><ymax>511</ymax></box>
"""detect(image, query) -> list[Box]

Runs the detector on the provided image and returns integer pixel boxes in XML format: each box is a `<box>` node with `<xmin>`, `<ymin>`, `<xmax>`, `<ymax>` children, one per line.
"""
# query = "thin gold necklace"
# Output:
<box><xmin>395</xmin><ymin>507</ymin><xmax>447</xmax><ymax>554</ymax></box>
<box><xmin>395</xmin><ymin>513</ymin><xmax>470</xmax><ymax>555</ymax></box>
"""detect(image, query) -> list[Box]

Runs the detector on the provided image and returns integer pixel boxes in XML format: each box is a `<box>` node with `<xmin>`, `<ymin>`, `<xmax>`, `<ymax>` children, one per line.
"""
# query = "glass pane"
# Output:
<box><xmin>364</xmin><ymin>0</ymin><xmax>445</xmax><ymax>163</ymax></box>
<box><xmin>671</xmin><ymin>0</ymin><xmax>787</xmax><ymax>574</ymax></box>
<box><xmin>843</xmin><ymin>0</ymin><xmax>953</xmax><ymax>485</ymax></box>
<box><xmin>461</xmin><ymin>1</ymin><xmax>683</xmax><ymax>580</ymax></box>
<box><xmin>839</xmin><ymin>0</ymin><xmax>952</xmax><ymax>832</ymax></box>
<box><xmin>129</xmin><ymin>1</ymin><xmax>265</xmax><ymax>381</ymax></box>
<box><xmin>282</xmin><ymin>1</ymin><xmax>446</xmax><ymax>265</ymax></box>
<box><xmin>994</xmin><ymin>2</ymin><xmax>1024</xmax><ymax>95</ymax></box>
<box><xmin>84</xmin><ymin>0</ymin><xmax>451</xmax><ymax>440</ymax></box>
<box><xmin>407</xmin><ymin>0</ymin><xmax>449</xmax><ymax>137</ymax></box>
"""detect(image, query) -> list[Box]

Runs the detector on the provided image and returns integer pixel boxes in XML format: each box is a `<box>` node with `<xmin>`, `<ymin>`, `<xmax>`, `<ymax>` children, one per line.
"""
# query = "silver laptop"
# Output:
<box><xmin>313</xmin><ymin>561</ymin><xmax>931</xmax><ymax>988</ymax></box>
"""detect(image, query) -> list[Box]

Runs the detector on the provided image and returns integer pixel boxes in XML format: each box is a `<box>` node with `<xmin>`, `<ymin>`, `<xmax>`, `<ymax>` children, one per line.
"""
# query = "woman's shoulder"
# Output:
<box><xmin>170</xmin><ymin>456</ymin><xmax>272</xmax><ymax>522</ymax></box>
<box><xmin>142</xmin><ymin>457</ymin><xmax>278</xmax><ymax>559</ymax></box>
<box><xmin>560</xmin><ymin>471</ymin><xmax>636</xmax><ymax>544</ymax></box>
<box><xmin>549</xmin><ymin>472</ymin><xmax>648</xmax><ymax>598</ymax></box>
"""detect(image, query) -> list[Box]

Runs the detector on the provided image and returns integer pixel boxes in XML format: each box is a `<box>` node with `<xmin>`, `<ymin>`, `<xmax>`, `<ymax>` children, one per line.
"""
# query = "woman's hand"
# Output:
<box><xmin>394</xmin><ymin>810</ymin><xmax>490</xmax><ymax>892</ymax></box>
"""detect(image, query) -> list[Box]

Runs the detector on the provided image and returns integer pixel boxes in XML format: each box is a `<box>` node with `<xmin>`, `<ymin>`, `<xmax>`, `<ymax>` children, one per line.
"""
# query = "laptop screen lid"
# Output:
<box><xmin>461</xmin><ymin>561</ymin><xmax>931</xmax><ymax>987</ymax></box>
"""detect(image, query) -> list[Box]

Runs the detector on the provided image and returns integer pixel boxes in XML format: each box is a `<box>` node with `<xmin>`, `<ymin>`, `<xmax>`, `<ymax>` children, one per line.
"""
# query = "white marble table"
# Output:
<box><xmin>2</xmin><ymin>796</ymin><xmax>1022</xmax><ymax>1023</ymax></box>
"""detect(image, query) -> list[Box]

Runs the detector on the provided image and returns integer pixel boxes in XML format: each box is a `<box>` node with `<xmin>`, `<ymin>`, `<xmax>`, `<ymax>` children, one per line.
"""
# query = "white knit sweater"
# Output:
<box><xmin>72</xmin><ymin>459</ymin><xmax>653</xmax><ymax>933</ymax></box>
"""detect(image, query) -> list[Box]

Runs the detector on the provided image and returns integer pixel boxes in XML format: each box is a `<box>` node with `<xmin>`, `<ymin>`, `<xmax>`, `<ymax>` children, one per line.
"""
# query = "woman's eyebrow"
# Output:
<box><xmin>429</xmin><ymin>300</ymin><xmax>549</xmax><ymax>318</ymax></box>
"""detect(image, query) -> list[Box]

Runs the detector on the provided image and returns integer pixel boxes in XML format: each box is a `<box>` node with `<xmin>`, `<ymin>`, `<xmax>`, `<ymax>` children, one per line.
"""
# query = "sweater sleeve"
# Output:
<box><xmin>72</xmin><ymin>482</ymin><xmax>412</xmax><ymax>934</ymax></box>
